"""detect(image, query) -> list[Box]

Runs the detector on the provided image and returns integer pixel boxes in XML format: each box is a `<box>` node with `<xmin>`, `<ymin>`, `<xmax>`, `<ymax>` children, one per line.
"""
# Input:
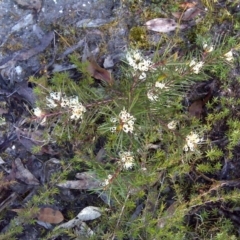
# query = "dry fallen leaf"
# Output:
<box><xmin>58</xmin><ymin>206</ymin><xmax>101</xmax><ymax>229</ymax></box>
<box><xmin>12</xmin><ymin>158</ymin><xmax>39</xmax><ymax>185</ymax></box>
<box><xmin>11</xmin><ymin>207</ymin><xmax>64</xmax><ymax>224</ymax></box>
<box><xmin>172</xmin><ymin>7</ymin><xmax>201</xmax><ymax>21</ymax></box>
<box><xmin>56</xmin><ymin>172</ymin><xmax>100</xmax><ymax>190</ymax></box>
<box><xmin>181</xmin><ymin>7</ymin><xmax>202</xmax><ymax>21</ymax></box>
<box><xmin>38</xmin><ymin>207</ymin><xmax>64</xmax><ymax>224</ymax></box>
<box><xmin>188</xmin><ymin>99</ymin><xmax>204</xmax><ymax>118</ymax></box>
<box><xmin>179</xmin><ymin>2</ymin><xmax>197</xmax><ymax>9</ymax></box>
<box><xmin>188</xmin><ymin>90</ymin><xmax>212</xmax><ymax>118</ymax></box>
<box><xmin>86</xmin><ymin>56</ymin><xmax>113</xmax><ymax>85</ymax></box>
<box><xmin>145</xmin><ymin>18</ymin><xmax>187</xmax><ymax>33</ymax></box>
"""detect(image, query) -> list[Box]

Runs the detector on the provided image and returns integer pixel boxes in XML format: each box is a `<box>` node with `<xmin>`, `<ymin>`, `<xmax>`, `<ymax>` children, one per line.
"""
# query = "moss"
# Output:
<box><xmin>129</xmin><ymin>26</ymin><xmax>150</xmax><ymax>49</ymax></box>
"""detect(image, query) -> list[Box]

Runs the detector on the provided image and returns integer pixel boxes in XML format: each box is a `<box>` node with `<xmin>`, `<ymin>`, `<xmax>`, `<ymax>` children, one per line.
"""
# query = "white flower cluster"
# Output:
<box><xmin>119</xmin><ymin>151</ymin><xmax>135</xmax><ymax>170</ymax></box>
<box><xmin>126</xmin><ymin>49</ymin><xmax>153</xmax><ymax>79</ymax></box>
<box><xmin>102</xmin><ymin>174</ymin><xmax>113</xmax><ymax>187</ymax></box>
<box><xmin>189</xmin><ymin>59</ymin><xmax>204</xmax><ymax>74</ymax></box>
<box><xmin>183</xmin><ymin>132</ymin><xmax>202</xmax><ymax>151</ymax></box>
<box><xmin>147</xmin><ymin>81</ymin><xmax>169</xmax><ymax>101</ymax></box>
<box><xmin>110</xmin><ymin>107</ymin><xmax>136</xmax><ymax>133</ymax></box>
<box><xmin>46</xmin><ymin>92</ymin><xmax>86</xmax><ymax>120</ymax></box>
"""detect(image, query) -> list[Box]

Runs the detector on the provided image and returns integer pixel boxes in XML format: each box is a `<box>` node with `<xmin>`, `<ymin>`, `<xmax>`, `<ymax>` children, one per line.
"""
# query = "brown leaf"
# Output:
<box><xmin>188</xmin><ymin>90</ymin><xmax>212</xmax><ymax>118</ymax></box>
<box><xmin>171</xmin><ymin>12</ymin><xmax>182</xmax><ymax>19</ymax></box>
<box><xmin>181</xmin><ymin>7</ymin><xmax>201</xmax><ymax>21</ymax></box>
<box><xmin>12</xmin><ymin>158</ymin><xmax>39</xmax><ymax>185</ymax></box>
<box><xmin>179</xmin><ymin>2</ymin><xmax>197</xmax><ymax>9</ymax></box>
<box><xmin>188</xmin><ymin>99</ymin><xmax>204</xmax><ymax>118</ymax></box>
<box><xmin>86</xmin><ymin>56</ymin><xmax>113</xmax><ymax>85</ymax></box>
<box><xmin>145</xmin><ymin>18</ymin><xmax>187</xmax><ymax>33</ymax></box>
<box><xmin>172</xmin><ymin>7</ymin><xmax>201</xmax><ymax>21</ymax></box>
<box><xmin>38</xmin><ymin>207</ymin><xmax>64</xmax><ymax>224</ymax></box>
<box><xmin>11</xmin><ymin>207</ymin><xmax>64</xmax><ymax>224</ymax></box>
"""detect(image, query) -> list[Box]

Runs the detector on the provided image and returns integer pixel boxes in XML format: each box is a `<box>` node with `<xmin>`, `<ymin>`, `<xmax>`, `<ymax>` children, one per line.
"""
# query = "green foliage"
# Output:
<box><xmin>3</xmin><ymin>1</ymin><xmax>240</xmax><ymax>239</ymax></box>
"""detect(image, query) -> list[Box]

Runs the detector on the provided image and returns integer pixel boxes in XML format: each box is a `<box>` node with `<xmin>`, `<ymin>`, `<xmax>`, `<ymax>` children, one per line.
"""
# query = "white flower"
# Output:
<box><xmin>183</xmin><ymin>132</ymin><xmax>202</xmax><ymax>151</ymax></box>
<box><xmin>110</xmin><ymin>126</ymin><xmax>116</xmax><ymax>133</ymax></box>
<box><xmin>46</xmin><ymin>92</ymin><xmax>86</xmax><ymax>120</ymax></box>
<box><xmin>33</xmin><ymin>107</ymin><xmax>47</xmax><ymax>125</ymax></box>
<box><xmin>132</xmin><ymin>51</ymin><xmax>142</xmax><ymax>61</ymax></box>
<box><xmin>119</xmin><ymin>108</ymin><xmax>136</xmax><ymax>133</ymax></box>
<box><xmin>155</xmin><ymin>82</ymin><xmax>167</xmax><ymax>89</ymax></box>
<box><xmin>102</xmin><ymin>174</ymin><xmax>113</xmax><ymax>186</ymax></box>
<box><xmin>110</xmin><ymin>108</ymin><xmax>136</xmax><ymax>133</ymax></box>
<box><xmin>203</xmin><ymin>43</ymin><xmax>214</xmax><ymax>52</ymax></box>
<box><xmin>50</xmin><ymin>92</ymin><xmax>62</xmax><ymax>101</ymax></box>
<box><xmin>68</xmin><ymin>96</ymin><xmax>79</xmax><ymax>106</ymax></box>
<box><xmin>125</xmin><ymin>49</ymin><xmax>153</xmax><ymax>73</ymax></box>
<box><xmin>224</xmin><ymin>50</ymin><xmax>233</xmax><ymax>62</ymax></box>
<box><xmin>147</xmin><ymin>89</ymin><xmax>158</xmax><ymax>101</ymax></box>
<box><xmin>138</xmin><ymin>61</ymin><xmax>149</xmax><ymax>72</ymax></box>
<box><xmin>119</xmin><ymin>151</ymin><xmax>135</xmax><ymax>170</ymax></box>
<box><xmin>123</xmin><ymin>123</ymin><xmax>134</xmax><ymax>133</ymax></box>
<box><xmin>110</xmin><ymin>117</ymin><xmax>117</xmax><ymax>123</ymax></box>
<box><xmin>46</xmin><ymin>97</ymin><xmax>58</xmax><ymax>108</ymax></box>
<box><xmin>33</xmin><ymin>107</ymin><xmax>43</xmax><ymax>117</ymax></box>
<box><xmin>139</xmin><ymin>72</ymin><xmax>146</xmax><ymax>80</ymax></box>
<box><xmin>60</xmin><ymin>97</ymin><xmax>70</xmax><ymax>108</ymax></box>
<box><xmin>70</xmin><ymin>104</ymin><xmax>86</xmax><ymax>120</ymax></box>
<box><xmin>167</xmin><ymin>120</ymin><xmax>177</xmax><ymax>130</ymax></box>
<box><xmin>189</xmin><ymin>60</ymin><xmax>204</xmax><ymax>74</ymax></box>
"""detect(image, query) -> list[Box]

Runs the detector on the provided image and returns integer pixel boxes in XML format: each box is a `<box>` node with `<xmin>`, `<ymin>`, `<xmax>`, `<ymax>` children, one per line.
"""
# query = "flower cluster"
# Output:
<box><xmin>147</xmin><ymin>81</ymin><xmax>169</xmax><ymax>101</ymax></box>
<box><xmin>46</xmin><ymin>92</ymin><xmax>86</xmax><ymax>120</ymax></box>
<box><xmin>126</xmin><ymin>49</ymin><xmax>153</xmax><ymax>79</ymax></box>
<box><xmin>110</xmin><ymin>107</ymin><xmax>136</xmax><ymax>133</ymax></box>
<box><xmin>119</xmin><ymin>151</ymin><xmax>135</xmax><ymax>170</ymax></box>
<box><xmin>102</xmin><ymin>174</ymin><xmax>113</xmax><ymax>187</ymax></box>
<box><xmin>183</xmin><ymin>132</ymin><xmax>202</xmax><ymax>151</ymax></box>
<box><xmin>189</xmin><ymin>59</ymin><xmax>204</xmax><ymax>74</ymax></box>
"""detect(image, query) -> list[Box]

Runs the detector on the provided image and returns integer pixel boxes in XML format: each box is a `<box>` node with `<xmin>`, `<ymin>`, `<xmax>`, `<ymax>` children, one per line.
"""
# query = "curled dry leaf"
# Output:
<box><xmin>76</xmin><ymin>206</ymin><xmax>101</xmax><ymax>221</ymax></box>
<box><xmin>12</xmin><ymin>158</ymin><xmax>39</xmax><ymax>185</ymax></box>
<box><xmin>58</xmin><ymin>206</ymin><xmax>101</xmax><ymax>229</ymax></box>
<box><xmin>86</xmin><ymin>56</ymin><xmax>113</xmax><ymax>85</ymax></box>
<box><xmin>145</xmin><ymin>18</ymin><xmax>187</xmax><ymax>33</ymax></box>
